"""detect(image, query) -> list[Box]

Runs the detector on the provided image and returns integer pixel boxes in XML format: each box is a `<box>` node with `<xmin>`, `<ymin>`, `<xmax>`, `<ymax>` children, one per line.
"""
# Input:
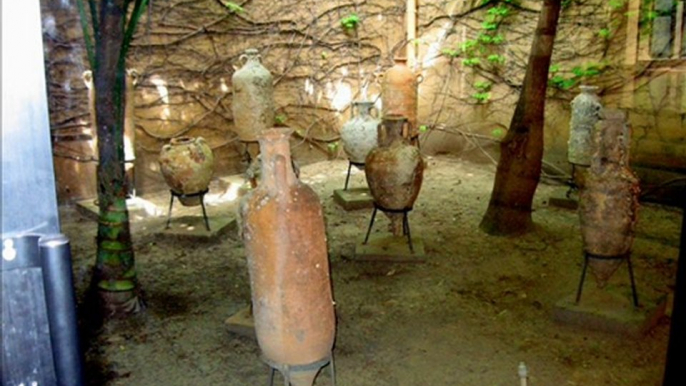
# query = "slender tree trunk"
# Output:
<box><xmin>93</xmin><ymin>0</ymin><xmax>141</xmax><ymax>316</ymax></box>
<box><xmin>479</xmin><ymin>0</ymin><xmax>562</xmax><ymax>235</ymax></box>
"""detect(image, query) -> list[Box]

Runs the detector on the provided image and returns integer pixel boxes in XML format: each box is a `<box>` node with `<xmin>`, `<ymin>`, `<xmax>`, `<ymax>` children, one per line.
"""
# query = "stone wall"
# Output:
<box><xmin>42</xmin><ymin>0</ymin><xmax>404</xmax><ymax>201</ymax></box>
<box><xmin>42</xmin><ymin>0</ymin><xmax>685</xmax><ymax>203</ymax></box>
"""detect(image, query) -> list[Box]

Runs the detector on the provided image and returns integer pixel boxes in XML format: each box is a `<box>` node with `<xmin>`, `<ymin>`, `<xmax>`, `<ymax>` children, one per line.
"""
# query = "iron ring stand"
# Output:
<box><xmin>264</xmin><ymin>354</ymin><xmax>336</xmax><ymax>386</ymax></box>
<box><xmin>575</xmin><ymin>251</ymin><xmax>639</xmax><ymax>307</ymax></box>
<box><xmin>363</xmin><ymin>203</ymin><xmax>415</xmax><ymax>253</ymax></box>
<box><xmin>165</xmin><ymin>189</ymin><xmax>211</xmax><ymax>231</ymax></box>
<box><xmin>343</xmin><ymin>161</ymin><xmax>365</xmax><ymax>191</ymax></box>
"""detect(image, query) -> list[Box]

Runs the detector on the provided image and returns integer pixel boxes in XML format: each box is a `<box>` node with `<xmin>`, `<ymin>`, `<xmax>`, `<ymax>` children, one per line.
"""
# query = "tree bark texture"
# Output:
<box><xmin>479</xmin><ymin>0</ymin><xmax>563</xmax><ymax>236</ymax></box>
<box><xmin>93</xmin><ymin>0</ymin><xmax>141</xmax><ymax>316</ymax></box>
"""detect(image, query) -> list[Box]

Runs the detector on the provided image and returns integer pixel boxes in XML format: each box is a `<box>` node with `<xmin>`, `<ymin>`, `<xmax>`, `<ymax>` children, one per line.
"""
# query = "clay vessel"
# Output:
<box><xmin>380</xmin><ymin>57</ymin><xmax>422</xmax><ymax>142</ymax></box>
<box><xmin>579</xmin><ymin>109</ymin><xmax>639</xmax><ymax>287</ymax></box>
<box><xmin>568</xmin><ymin>85</ymin><xmax>602</xmax><ymax>190</ymax></box>
<box><xmin>365</xmin><ymin>115</ymin><xmax>424</xmax><ymax>235</ymax></box>
<box><xmin>340</xmin><ymin>101</ymin><xmax>380</xmax><ymax>164</ymax></box>
<box><xmin>158</xmin><ymin>136</ymin><xmax>215</xmax><ymax>206</ymax></box>
<box><xmin>240</xmin><ymin>128</ymin><xmax>335</xmax><ymax>386</ymax></box>
<box><xmin>568</xmin><ymin>85</ymin><xmax>602</xmax><ymax>167</ymax></box>
<box><xmin>232</xmin><ymin>48</ymin><xmax>275</xmax><ymax>143</ymax></box>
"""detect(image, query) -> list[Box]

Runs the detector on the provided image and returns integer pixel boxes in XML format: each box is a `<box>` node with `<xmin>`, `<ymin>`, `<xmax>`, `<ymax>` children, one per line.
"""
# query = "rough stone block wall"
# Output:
<box><xmin>42</xmin><ymin>0</ymin><xmax>685</xmax><ymax>203</ymax></box>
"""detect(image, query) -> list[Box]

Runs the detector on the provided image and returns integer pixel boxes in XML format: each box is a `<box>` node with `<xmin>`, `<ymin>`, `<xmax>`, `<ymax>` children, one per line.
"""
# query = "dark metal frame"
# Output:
<box><xmin>165</xmin><ymin>189</ymin><xmax>210</xmax><ymax>231</ymax></box>
<box><xmin>363</xmin><ymin>203</ymin><xmax>414</xmax><ymax>253</ymax></box>
<box><xmin>265</xmin><ymin>354</ymin><xmax>335</xmax><ymax>386</ymax></box>
<box><xmin>343</xmin><ymin>161</ymin><xmax>365</xmax><ymax>190</ymax></box>
<box><xmin>575</xmin><ymin>251</ymin><xmax>639</xmax><ymax>307</ymax></box>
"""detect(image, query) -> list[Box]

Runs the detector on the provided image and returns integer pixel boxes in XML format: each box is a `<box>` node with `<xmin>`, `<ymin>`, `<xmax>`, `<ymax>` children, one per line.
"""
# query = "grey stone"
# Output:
<box><xmin>333</xmin><ymin>187</ymin><xmax>375</xmax><ymax>210</ymax></box>
<box><xmin>553</xmin><ymin>284</ymin><xmax>667</xmax><ymax>336</ymax></box>
<box><xmin>655</xmin><ymin>0</ymin><xmax>674</xmax><ymax>12</ymax></box>
<box><xmin>651</xmin><ymin>16</ymin><xmax>673</xmax><ymax>58</ymax></box>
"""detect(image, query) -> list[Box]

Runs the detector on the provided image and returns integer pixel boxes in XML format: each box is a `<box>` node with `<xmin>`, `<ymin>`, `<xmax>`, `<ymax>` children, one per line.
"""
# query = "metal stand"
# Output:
<box><xmin>265</xmin><ymin>354</ymin><xmax>335</xmax><ymax>386</ymax></box>
<box><xmin>363</xmin><ymin>203</ymin><xmax>414</xmax><ymax>253</ymax></box>
<box><xmin>165</xmin><ymin>189</ymin><xmax>210</xmax><ymax>231</ymax></box>
<box><xmin>344</xmin><ymin>161</ymin><xmax>365</xmax><ymax>190</ymax></box>
<box><xmin>575</xmin><ymin>251</ymin><xmax>639</xmax><ymax>307</ymax></box>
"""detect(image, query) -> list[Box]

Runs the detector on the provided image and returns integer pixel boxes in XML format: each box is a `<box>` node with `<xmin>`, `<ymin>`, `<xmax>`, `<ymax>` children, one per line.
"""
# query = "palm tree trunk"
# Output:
<box><xmin>93</xmin><ymin>0</ymin><xmax>141</xmax><ymax>316</ymax></box>
<box><xmin>479</xmin><ymin>0</ymin><xmax>562</xmax><ymax>235</ymax></box>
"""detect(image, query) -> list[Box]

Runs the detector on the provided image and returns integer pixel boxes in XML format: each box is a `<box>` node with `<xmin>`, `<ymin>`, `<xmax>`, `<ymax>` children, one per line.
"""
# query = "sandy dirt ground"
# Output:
<box><xmin>59</xmin><ymin>156</ymin><xmax>682</xmax><ymax>386</ymax></box>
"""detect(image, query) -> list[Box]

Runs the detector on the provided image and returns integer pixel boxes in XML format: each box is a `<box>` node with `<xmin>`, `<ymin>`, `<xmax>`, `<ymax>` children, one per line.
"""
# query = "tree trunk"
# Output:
<box><xmin>479</xmin><ymin>0</ymin><xmax>562</xmax><ymax>235</ymax></box>
<box><xmin>93</xmin><ymin>0</ymin><xmax>142</xmax><ymax>316</ymax></box>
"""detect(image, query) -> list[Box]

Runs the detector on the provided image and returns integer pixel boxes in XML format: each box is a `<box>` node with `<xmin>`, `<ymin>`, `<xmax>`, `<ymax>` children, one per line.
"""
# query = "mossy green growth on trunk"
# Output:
<box><xmin>95</xmin><ymin>195</ymin><xmax>139</xmax><ymax>306</ymax></box>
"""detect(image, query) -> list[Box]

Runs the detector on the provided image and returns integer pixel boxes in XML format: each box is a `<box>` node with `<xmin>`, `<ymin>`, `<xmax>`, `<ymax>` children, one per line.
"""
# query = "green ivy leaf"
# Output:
<box><xmin>460</xmin><ymin>39</ymin><xmax>478</xmax><ymax>52</ymax></box>
<box><xmin>487</xmin><ymin>54</ymin><xmax>505</xmax><ymax>64</ymax></box>
<box><xmin>341</xmin><ymin>14</ymin><xmax>360</xmax><ymax>30</ymax></box>
<box><xmin>220</xmin><ymin>1</ymin><xmax>244</xmax><ymax>13</ymax></box>
<box><xmin>561</xmin><ymin>79</ymin><xmax>577</xmax><ymax>90</ymax></box>
<box><xmin>550</xmin><ymin>74</ymin><xmax>565</xmax><ymax>85</ymax></box>
<box><xmin>441</xmin><ymin>48</ymin><xmax>460</xmax><ymax>58</ymax></box>
<box><xmin>585</xmin><ymin>68</ymin><xmax>601</xmax><ymax>77</ymax></box>
<box><xmin>472</xmin><ymin>92</ymin><xmax>491</xmax><ymax>103</ymax></box>
<box><xmin>482</xmin><ymin>21</ymin><xmax>498</xmax><ymax>31</ymax></box>
<box><xmin>478</xmin><ymin>33</ymin><xmax>493</xmax><ymax>44</ymax></box>
<box><xmin>275</xmin><ymin>115</ymin><xmax>287</xmax><ymax>125</ymax></box>
<box><xmin>598</xmin><ymin>28</ymin><xmax>611</xmax><ymax>38</ymax></box>
<box><xmin>462</xmin><ymin>58</ymin><xmax>481</xmax><ymax>67</ymax></box>
<box><xmin>474</xmin><ymin>80</ymin><xmax>492</xmax><ymax>91</ymax></box>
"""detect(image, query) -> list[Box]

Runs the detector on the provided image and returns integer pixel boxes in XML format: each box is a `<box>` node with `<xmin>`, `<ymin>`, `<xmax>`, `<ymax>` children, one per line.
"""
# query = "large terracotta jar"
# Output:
<box><xmin>158</xmin><ymin>136</ymin><xmax>215</xmax><ymax>206</ymax></box>
<box><xmin>340</xmin><ymin>101</ymin><xmax>380</xmax><ymax>164</ymax></box>
<box><xmin>365</xmin><ymin>115</ymin><xmax>424</xmax><ymax>235</ymax></box>
<box><xmin>380</xmin><ymin>57</ymin><xmax>422</xmax><ymax>141</ymax></box>
<box><xmin>579</xmin><ymin>109</ymin><xmax>639</xmax><ymax>286</ymax></box>
<box><xmin>232</xmin><ymin>48</ymin><xmax>275</xmax><ymax>143</ymax></box>
<box><xmin>568</xmin><ymin>85</ymin><xmax>602</xmax><ymax>189</ymax></box>
<box><xmin>240</xmin><ymin>128</ymin><xmax>335</xmax><ymax>386</ymax></box>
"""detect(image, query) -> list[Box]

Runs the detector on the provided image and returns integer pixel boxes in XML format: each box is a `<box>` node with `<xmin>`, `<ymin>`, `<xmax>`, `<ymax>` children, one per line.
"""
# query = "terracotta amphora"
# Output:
<box><xmin>232</xmin><ymin>48</ymin><xmax>275</xmax><ymax>143</ymax></box>
<box><xmin>240</xmin><ymin>128</ymin><xmax>335</xmax><ymax>386</ymax></box>
<box><xmin>158</xmin><ymin>136</ymin><xmax>214</xmax><ymax>206</ymax></box>
<box><xmin>340</xmin><ymin>101</ymin><xmax>380</xmax><ymax>164</ymax></box>
<box><xmin>568</xmin><ymin>85</ymin><xmax>602</xmax><ymax>189</ymax></box>
<box><xmin>365</xmin><ymin>115</ymin><xmax>424</xmax><ymax>235</ymax></box>
<box><xmin>579</xmin><ymin>109</ymin><xmax>639</xmax><ymax>287</ymax></box>
<box><xmin>380</xmin><ymin>57</ymin><xmax>422</xmax><ymax>142</ymax></box>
